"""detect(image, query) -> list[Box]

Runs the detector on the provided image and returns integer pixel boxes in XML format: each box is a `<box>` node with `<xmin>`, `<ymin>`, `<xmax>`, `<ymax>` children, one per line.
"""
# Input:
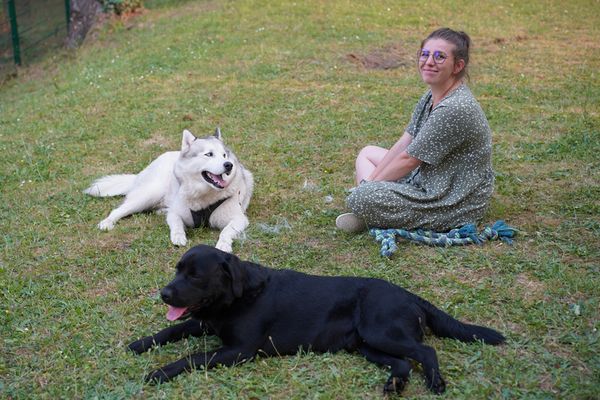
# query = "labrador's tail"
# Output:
<box><xmin>418</xmin><ymin>297</ymin><xmax>505</xmax><ymax>345</ymax></box>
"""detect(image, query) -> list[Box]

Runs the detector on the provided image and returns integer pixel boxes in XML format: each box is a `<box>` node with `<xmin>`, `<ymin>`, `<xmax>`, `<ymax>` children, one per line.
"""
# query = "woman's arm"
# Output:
<box><xmin>367</xmin><ymin>132</ymin><xmax>422</xmax><ymax>182</ymax></box>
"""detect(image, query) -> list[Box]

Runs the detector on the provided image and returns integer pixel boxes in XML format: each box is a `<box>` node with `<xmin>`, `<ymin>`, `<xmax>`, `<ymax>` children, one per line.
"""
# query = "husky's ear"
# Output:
<box><xmin>213</xmin><ymin>127</ymin><xmax>222</xmax><ymax>141</ymax></box>
<box><xmin>181</xmin><ymin>129</ymin><xmax>196</xmax><ymax>152</ymax></box>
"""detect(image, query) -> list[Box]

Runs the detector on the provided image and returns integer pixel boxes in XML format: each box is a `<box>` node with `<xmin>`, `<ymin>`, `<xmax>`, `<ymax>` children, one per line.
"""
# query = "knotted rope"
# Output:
<box><xmin>370</xmin><ymin>220</ymin><xmax>518</xmax><ymax>257</ymax></box>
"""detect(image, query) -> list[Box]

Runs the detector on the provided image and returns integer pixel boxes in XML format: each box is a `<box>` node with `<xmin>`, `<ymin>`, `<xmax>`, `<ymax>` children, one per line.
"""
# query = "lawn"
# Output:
<box><xmin>1</xmin><ymin>0</ymin><xmax>598</xmax><ymax>398</ymax></box>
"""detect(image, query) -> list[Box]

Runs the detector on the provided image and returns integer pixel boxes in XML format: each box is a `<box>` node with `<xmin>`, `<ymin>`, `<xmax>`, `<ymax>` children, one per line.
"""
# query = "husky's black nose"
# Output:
<box><xmin>224</xmin><ymin>162</ymin><xmax>233</xmax><ymax>173</ymax></box>
<box><xmin>160</xmin><ymin>286</ymin><xmax>174</xmax><ymax>303</ymax></box>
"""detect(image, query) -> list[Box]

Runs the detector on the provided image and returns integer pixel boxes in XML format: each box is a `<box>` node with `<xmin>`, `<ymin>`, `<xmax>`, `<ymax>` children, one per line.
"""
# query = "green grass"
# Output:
<box><xmin>1</xmin><ymin>0</ymin><xmax>599</xmax><ymax>398</ymax></box>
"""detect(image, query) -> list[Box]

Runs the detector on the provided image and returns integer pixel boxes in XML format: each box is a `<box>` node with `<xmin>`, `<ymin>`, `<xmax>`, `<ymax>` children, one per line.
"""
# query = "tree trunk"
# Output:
<box><xmin>66</xmin><ymin>0</ymin><xmax>103</xmax><ymax>48</ymax></box>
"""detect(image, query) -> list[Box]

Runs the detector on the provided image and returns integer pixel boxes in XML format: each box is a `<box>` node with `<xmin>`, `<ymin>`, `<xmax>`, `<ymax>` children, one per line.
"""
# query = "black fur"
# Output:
<box><xmin>128</xmin><ymin>245</ymin><xmax>505</xmax><ymax>394</ymax></box>
<box><xmin>190</xmin><ymin>197</ymin><xmax>229</xmax><ymax>228</ymax></box>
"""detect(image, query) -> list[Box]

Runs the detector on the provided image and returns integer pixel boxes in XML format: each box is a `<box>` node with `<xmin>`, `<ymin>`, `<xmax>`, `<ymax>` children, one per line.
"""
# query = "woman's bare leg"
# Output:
<box><xmin>355</xmin><ymin>145</ymin><xmax>389</xmax><ymax>184</ymax></box>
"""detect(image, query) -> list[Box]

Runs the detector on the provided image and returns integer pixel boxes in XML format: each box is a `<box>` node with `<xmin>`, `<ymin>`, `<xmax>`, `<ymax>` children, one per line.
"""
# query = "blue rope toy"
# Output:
<box><xmin>370</xmin><ymin>220</ymin><xmax>518</xmax><ymax>257</ymax></box>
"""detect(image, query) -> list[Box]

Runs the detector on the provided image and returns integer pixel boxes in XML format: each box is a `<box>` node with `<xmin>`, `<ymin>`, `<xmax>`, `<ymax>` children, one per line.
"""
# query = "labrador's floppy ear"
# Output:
<box><xmin>221</xmin><ymin>252</ymin><xmax>243</xmax><ymax>298</ymax></box>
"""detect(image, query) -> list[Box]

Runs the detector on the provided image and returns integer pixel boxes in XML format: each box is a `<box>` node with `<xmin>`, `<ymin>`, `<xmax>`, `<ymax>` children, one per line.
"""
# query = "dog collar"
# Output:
<box><xmin>190</xmin><ymin>197</ymin><xmax>230</xmax><ymax>228</ymax></box>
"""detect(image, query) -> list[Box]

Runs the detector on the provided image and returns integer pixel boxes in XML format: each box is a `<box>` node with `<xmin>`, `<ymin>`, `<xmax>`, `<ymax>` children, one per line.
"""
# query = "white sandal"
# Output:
<box><xmin>335</xmin><ymin>213</ymin><xmax>367</xmax><ymax>233</ymax></box>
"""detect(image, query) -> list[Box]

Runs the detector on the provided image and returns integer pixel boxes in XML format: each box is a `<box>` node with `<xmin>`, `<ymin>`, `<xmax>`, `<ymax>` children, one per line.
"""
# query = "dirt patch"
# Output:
<box><xmin>94</xmin><ymin>233</ymin><xmax>136</xmax><ymax>251</ymax></box>
<box><xmin>478</xmin><ymin>34</ymin><xmax>532</xmax><ymax>52</ymax></box>
<box><xmin>346</xmin><ymin>43</ymin><xmax>413</xmax><ymax>70</ymax></box>
<box><xmin>142</xmin><ymin>132</ymin><xmax>174</xmax><ymax>149</ymax></box>
<box><xmin>448</xmin><ymin>264</ymin><xmax>497</xmax><ymax>285</ymax></box>
<box><xmin>514</xmin><ymin>272</ymin><xmax>546</xmax><ymax>301</ymax></box>
<box><xmin>492</xmin><ymin>34</ymin><xmax>529</xmax><ymax>45</ymax></box>
<box><xmin>86</xmin><ymin>279</ymin><xmax>118</xmax><ymax>298</ymax></box>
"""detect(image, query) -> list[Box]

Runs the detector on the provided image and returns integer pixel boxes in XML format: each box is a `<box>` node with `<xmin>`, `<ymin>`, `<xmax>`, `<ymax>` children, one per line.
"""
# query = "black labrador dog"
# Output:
<box><xmin>129</xmin><ymin>245</ymin><xmax>505</xmax><ymax>394</ymax></box>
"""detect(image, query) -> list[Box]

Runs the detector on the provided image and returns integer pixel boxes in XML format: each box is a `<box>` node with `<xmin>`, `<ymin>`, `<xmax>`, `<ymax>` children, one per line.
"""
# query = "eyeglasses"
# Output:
<box><xmin>418</xmin><ymin>49</ymin><xmax>448</xmax><ymax>64</ymax></box>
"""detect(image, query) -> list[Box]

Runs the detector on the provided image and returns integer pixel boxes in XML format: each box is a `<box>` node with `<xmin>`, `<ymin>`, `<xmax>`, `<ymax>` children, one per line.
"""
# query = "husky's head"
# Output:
<box><xmin>177</xmin><ymin>128</ymin><xmax>237</xmax><ymax>190</ymax></box>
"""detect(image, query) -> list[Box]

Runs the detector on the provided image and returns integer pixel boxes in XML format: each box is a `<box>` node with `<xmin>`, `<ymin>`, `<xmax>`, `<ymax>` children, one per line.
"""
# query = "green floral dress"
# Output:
<box><xmin>347</xmin><ymin>84</ymin><xmax>494</xmax><ymax>231</ymax></box>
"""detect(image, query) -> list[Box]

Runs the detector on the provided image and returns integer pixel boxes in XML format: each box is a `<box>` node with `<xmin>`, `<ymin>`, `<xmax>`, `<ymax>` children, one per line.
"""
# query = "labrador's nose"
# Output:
<box><xmin>160</xmin><ymin>286</ymin><xmax>174</xmax><ymax>303</ymax></box>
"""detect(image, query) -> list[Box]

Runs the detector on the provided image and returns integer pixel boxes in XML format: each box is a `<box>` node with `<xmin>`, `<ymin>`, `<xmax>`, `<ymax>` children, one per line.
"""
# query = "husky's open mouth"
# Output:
<box><xmin>202</xmin><ymin>171</ymin><xmax>228</xmax><ymax>189</ymax></box>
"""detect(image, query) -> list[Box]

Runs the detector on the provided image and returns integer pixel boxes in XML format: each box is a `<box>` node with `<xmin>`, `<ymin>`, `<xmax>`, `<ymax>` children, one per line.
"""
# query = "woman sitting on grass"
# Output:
<box><xmin>336</xmin><ymin>28</ymin><xmax>494</xmax><ymax>233</ymax></box>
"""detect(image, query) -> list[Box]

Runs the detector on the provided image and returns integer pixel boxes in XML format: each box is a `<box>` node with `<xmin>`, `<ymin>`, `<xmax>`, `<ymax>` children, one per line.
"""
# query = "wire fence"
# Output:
<box><xmin>1</xmin><ymin>0</ymin><xmax>70</xmax><ymax>78</ymax></box>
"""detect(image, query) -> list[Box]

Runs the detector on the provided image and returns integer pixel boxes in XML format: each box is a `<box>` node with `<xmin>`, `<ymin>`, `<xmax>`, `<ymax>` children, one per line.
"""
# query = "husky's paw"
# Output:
<box><xmin>215</xmin><ymin>240</ymin><xmax>232</xmax><ymax>253</ymax></box>
<box><xmin>170</xmin><ymin>232</ymin><xmax>187</xmax><ymax>246</ymax></box>
<box><xmin>98</xmin><ymin>218</ymin><xmax>115</xmax><ymax>231</ymax></box>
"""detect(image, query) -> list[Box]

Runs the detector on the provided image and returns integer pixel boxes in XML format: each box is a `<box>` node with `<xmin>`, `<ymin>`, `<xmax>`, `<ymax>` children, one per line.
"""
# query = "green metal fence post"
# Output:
<box><xmin>65</xmin><ymin>0</ymin><xmax>71</xmax><ymax>33</ymax></box>
<box><xmin>7</xmin><ymin>0</ymin><xmax>21</xmax><ymax>65</ymax></box>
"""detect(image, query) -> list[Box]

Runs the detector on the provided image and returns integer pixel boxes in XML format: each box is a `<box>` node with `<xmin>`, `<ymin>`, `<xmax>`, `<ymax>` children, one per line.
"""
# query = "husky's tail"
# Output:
<box><xmin>84</xmin><ymin>174</ymin><xmax>137</xmax><ymax>197</ymax></box>
<box><xmin>418</xmin><ymin>297</ymin><xmax>505</xmax><ymax>345</ymax></box>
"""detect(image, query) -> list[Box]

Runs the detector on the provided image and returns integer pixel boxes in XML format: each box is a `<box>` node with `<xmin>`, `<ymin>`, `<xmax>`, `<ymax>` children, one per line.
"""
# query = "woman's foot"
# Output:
<box><xmin>335</xmin><ymin>213</ymin><xmax>367</xmax><ymax>233</ymax></box>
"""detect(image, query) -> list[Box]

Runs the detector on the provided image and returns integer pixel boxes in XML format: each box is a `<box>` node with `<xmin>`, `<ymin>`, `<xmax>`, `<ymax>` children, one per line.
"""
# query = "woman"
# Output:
<box><xmin>336</xmin><ymin>28</ymin><xmax>494</xmax><ymax>233</ymax></box>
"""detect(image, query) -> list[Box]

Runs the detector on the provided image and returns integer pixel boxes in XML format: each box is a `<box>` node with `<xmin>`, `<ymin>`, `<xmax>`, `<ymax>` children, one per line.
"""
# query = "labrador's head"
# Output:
<box><xmin>160</xmin><ymin>245</ymin><xmax>244</xmax><ymax>321</ymax></box>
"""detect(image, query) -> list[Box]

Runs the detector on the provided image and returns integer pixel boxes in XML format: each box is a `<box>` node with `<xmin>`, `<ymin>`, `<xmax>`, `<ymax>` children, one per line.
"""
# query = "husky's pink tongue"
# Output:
<box><xmin>166</xmin><ymin>305</ymin><xmax>188</xmax><ymax>321</ymax></box>
<box><xmin>209</xmin><ymin>172</ymin><xmax>228</xmax><ymax>188</ymax></box>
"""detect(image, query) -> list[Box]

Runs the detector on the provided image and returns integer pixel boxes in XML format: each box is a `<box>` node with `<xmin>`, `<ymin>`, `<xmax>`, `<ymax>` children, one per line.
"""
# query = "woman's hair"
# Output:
<box><xmin>421</xmin><ymin>28</ymin><xmax>471</xmax><ymax>80</ymax></box>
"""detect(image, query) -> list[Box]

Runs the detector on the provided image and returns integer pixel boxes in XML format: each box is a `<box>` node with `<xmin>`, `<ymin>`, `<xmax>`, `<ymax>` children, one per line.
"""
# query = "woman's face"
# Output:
<box><xmin>418</xmin><ymin>38</ymin><xmax>463</xmax><ymax>87</ymax></box>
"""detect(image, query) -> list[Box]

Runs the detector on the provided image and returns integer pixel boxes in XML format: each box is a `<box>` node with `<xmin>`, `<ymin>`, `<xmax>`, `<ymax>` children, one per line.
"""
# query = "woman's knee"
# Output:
<box><xmin>355</xmin><ymin>146</ymin><xmax>388</xmax><ymax>183</ymax></box>
<box><xmin>357</xmin><ymin>145</ymin><xmax>386</xmax><ymax>162</ymax></box>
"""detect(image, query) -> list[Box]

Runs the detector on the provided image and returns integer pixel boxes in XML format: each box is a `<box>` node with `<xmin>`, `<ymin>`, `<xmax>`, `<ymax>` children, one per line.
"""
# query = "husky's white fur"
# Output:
<box><xmin>84</xmin><ymin>129</ymin><xmax>253</xmax><ymax>253</ymax></box>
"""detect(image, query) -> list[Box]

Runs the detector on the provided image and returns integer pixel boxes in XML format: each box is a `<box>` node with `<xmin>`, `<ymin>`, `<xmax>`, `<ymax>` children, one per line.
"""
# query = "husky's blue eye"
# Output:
<box><xmin>205</xmin><ymin>152</ymin><xmax>213</xmax><ymax>157</ymax></box>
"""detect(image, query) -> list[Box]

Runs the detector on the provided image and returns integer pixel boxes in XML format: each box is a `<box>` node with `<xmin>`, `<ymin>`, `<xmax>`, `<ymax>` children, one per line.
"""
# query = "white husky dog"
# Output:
<box><xmin>84</xmin><ymin>128</ymin><xmax>253</xmax><ymax>253</ymax></box>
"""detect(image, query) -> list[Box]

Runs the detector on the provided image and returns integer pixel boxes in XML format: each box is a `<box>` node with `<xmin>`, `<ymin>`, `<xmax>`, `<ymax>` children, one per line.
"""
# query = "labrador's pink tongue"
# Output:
<box><xmin>166</xmin><ymin>306</ymin><xmax>188</xmax><ymax>321</ymax></box>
